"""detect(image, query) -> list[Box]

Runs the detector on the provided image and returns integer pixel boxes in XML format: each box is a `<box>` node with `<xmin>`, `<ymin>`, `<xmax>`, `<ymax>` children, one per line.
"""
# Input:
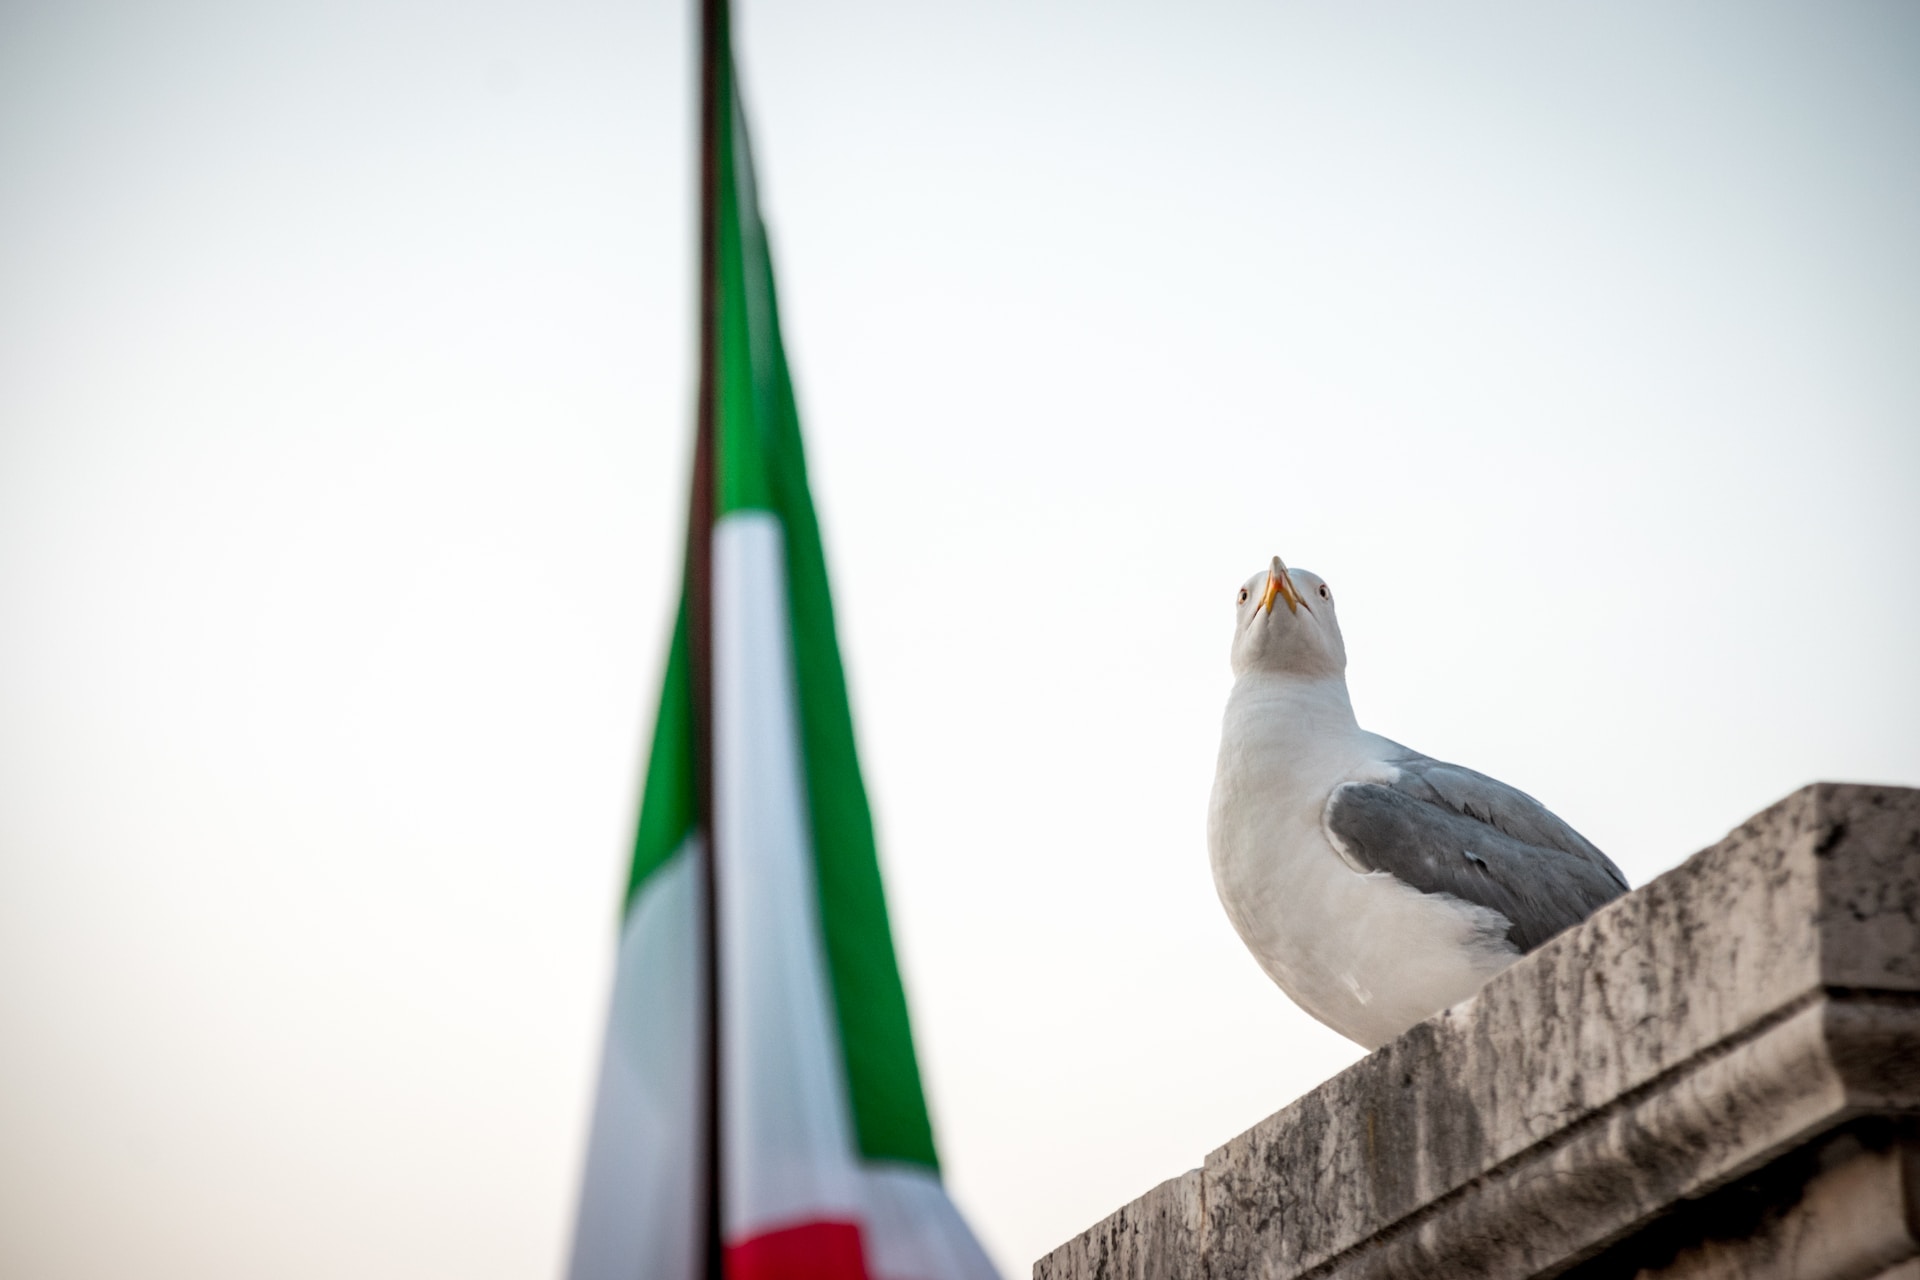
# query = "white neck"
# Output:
<box><xmin>1227</xmin><ymin>670</ymin><xmax>1359</xmax><ymax>736</ymax></box>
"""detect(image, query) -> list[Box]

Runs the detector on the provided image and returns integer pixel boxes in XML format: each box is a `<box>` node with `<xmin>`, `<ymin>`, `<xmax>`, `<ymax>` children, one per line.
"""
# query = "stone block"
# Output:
<box><xmin>1033</xmin><ymin>1168</ymin><xmax>1202</xmax><ymax>1280</ymax></box>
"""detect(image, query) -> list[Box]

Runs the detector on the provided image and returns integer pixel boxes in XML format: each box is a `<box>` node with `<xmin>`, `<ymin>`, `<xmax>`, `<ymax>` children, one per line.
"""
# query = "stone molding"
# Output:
<box><xmin>1035</xmin><ymin>784</ymin><xmax>1920</xmax><ymax>1280</ymax></box>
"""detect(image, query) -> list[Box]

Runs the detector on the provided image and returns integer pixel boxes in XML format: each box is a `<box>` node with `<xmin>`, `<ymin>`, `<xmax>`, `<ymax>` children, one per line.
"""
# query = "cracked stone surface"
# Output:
<box><xmin>1033</xmin><ymin>783</ymin><xmax>1920</xmax><ymax>1280</ymax></box>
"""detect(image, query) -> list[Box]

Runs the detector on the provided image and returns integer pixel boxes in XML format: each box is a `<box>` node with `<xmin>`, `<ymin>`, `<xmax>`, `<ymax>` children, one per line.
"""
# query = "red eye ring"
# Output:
<box><xmin>1237</xmin><ymin>588</ymin><xmax>1250</xmax><ymax>604</ymax></box>
<box><xmin>1318</xmin><ymin>584</ymin><xmax>1331</xmax><ymax>600</ymax></box>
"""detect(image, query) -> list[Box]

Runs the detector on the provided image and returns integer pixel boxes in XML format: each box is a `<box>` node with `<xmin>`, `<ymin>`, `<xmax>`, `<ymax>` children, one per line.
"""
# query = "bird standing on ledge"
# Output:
<box><xmin>1208</xmin><ymin>555</ymin><xmax>1629</xmax><ymax>1050</ymax></box>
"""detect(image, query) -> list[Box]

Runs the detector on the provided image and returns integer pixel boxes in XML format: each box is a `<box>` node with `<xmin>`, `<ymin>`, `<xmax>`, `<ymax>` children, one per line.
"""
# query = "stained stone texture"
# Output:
<box><xmin>1034</xmin><ymin>784</ymin><xmax>1920</xmax><ymax>1280</ymax></box>
<box><xmin>1035</xmin><ymin>1170</ymin><xmax>1203</xmax><ymax>1280</ymax></box>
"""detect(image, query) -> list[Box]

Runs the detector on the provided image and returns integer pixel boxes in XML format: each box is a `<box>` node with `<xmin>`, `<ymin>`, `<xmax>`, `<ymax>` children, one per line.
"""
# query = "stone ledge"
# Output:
<box><xmin>1035</xmin><ymin>784</ymin><xmax>1920</xmax><ymax>1280</ymax></box>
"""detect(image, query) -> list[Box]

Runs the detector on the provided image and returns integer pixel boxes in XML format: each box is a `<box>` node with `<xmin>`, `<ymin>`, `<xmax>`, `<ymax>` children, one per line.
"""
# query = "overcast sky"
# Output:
<box><xmin>3</xmin><ymin>2</ymin><xmax>1917</xmax><ymax>1276</ymax></box>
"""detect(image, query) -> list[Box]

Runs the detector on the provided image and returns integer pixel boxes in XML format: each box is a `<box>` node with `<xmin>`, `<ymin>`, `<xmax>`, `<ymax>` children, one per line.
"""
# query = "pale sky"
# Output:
<box><xmin>3</xmin><ymin>2</ymin><xmax>1917</xmax><ymax>1276</ymax></box>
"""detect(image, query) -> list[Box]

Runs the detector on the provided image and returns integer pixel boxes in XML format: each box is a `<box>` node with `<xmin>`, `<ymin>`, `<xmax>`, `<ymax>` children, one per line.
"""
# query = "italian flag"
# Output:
<box><xmin>566</xmin><ymin>5</ymin><xmax>1001</xmax><ymax>1279</ymax></box>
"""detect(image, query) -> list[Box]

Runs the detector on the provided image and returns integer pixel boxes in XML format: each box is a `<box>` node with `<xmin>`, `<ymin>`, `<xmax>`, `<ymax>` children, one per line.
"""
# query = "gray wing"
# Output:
<box><xmin>1325</xmin><ymin>755</ymin><xmax>1629</xmax><ymax>953</ymax></box>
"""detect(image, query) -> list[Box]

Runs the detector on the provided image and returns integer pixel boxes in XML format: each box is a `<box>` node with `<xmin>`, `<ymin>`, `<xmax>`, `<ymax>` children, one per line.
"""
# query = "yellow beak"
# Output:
<box><xmin>1260</xmin><ymin>555</ymin><xmax>1304</xmax><ymax>616</ymax></box>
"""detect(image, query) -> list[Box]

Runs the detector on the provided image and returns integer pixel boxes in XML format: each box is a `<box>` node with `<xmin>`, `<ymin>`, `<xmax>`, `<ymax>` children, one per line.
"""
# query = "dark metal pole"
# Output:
<box><xmin>690</xmin><ymin>1</ymin><xmax>724</xmax><ymax>1278</ymax></box>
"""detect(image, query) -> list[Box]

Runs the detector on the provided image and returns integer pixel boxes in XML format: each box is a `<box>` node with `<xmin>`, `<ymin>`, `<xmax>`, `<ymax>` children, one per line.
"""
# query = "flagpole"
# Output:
<box><xmin>691</xmin><ymin>1</ymin><xmax>725</xmax><ymax>1278</ymax></box>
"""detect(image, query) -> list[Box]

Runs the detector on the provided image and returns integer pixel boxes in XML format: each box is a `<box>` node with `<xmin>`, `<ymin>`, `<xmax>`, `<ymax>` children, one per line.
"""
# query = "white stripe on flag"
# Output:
<box><xmin>714</xmin><ymin>512</ymin><xmax>865</xmax><ymax>1237</ymax></box>
<box><xmin>858</xmin><ymin>1164</ymin><xmax>1004</xmax><ymax>1280</ymax></box>
<box><xmin>567</xmin><ymin>838</ymin><xmax>706</xmax><ymax>1280</ymax></box>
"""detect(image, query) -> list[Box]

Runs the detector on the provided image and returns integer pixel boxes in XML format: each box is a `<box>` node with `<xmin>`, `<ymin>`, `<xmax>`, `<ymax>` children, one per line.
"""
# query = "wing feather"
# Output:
<box><xmin>1323</xmin><ymin>758</ymin><xmax>1628</xmax><ymax>953</ymax></box>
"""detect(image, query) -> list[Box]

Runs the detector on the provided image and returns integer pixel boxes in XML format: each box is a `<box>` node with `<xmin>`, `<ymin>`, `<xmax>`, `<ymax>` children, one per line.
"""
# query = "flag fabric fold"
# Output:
<box><xmin>568</xmin><ymin>5</ymin><xmax>1000</xmax><ymax>1278</ymax></box>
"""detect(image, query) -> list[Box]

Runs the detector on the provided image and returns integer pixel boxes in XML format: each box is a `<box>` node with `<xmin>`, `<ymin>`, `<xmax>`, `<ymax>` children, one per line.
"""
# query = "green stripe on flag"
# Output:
<box><xmin>715</xmin><ymin>59</ymin><xmax>773</xmax><ymax>518</ymax></box>
<box><xmin>711</xmin><ymin>65</ymin><xmax>940</xmax><ymax>1172</ymax></box>
<box><xmin>624</xmin><ymin>595</ymin><xmax>696</xmax><ymax>915</ymax></box>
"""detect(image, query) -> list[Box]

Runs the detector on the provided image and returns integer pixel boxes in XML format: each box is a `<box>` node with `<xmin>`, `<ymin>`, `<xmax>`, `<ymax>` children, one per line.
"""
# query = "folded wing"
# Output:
<box><xmin>1323</xmin><ymin>756</ymin><xmax>1629</xmax><ymax>953</ymax></box>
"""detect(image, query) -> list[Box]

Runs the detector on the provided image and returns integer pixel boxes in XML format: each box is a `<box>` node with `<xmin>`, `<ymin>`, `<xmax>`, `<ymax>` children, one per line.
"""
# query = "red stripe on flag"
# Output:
<box><xmin>725</xmin><ymin>1220</ymin><xmax>868</xmax><ymax>1280</ymax></box>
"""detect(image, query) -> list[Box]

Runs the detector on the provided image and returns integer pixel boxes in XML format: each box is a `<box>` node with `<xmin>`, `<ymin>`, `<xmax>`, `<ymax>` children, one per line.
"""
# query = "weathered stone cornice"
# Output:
<box><xmin>1035</xmin><ymin>784</ymin><xmax>1920</xmax><ymax>1280</ymax></box>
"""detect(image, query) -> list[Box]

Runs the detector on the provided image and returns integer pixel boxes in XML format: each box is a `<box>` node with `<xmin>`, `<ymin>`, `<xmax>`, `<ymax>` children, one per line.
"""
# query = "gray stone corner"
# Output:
<box><xmin>1035</xmin><ymin>782</ymin><xmax>1920</xmax><ymax>1280</ymax></box>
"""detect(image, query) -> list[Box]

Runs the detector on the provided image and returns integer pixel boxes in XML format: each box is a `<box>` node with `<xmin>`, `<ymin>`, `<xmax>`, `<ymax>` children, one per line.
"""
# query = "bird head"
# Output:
<box><xmin>1229</xmin><ymin>555</ymin><xmax>1346</xmax><ymax>679</ymax></box>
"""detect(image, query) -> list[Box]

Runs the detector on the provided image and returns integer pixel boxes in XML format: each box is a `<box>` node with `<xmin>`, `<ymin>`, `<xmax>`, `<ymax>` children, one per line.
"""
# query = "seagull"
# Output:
<box><xmin>1207</xmin><ymin>555</ymin><xmax>1629</xmax><ymax>1049</ymax></box>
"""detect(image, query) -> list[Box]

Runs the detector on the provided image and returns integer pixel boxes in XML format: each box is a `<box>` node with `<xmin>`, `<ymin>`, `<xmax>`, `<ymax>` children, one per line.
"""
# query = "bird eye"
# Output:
<box><xmin>1237</xmin><ymin>588</ymin><xmax>1250</xmax><ymax>604</ymax></box>
<box><xmin>1318</xmin><ymin>584</ymin><xmax>1330</xmax><ymax>600</ymax></box>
